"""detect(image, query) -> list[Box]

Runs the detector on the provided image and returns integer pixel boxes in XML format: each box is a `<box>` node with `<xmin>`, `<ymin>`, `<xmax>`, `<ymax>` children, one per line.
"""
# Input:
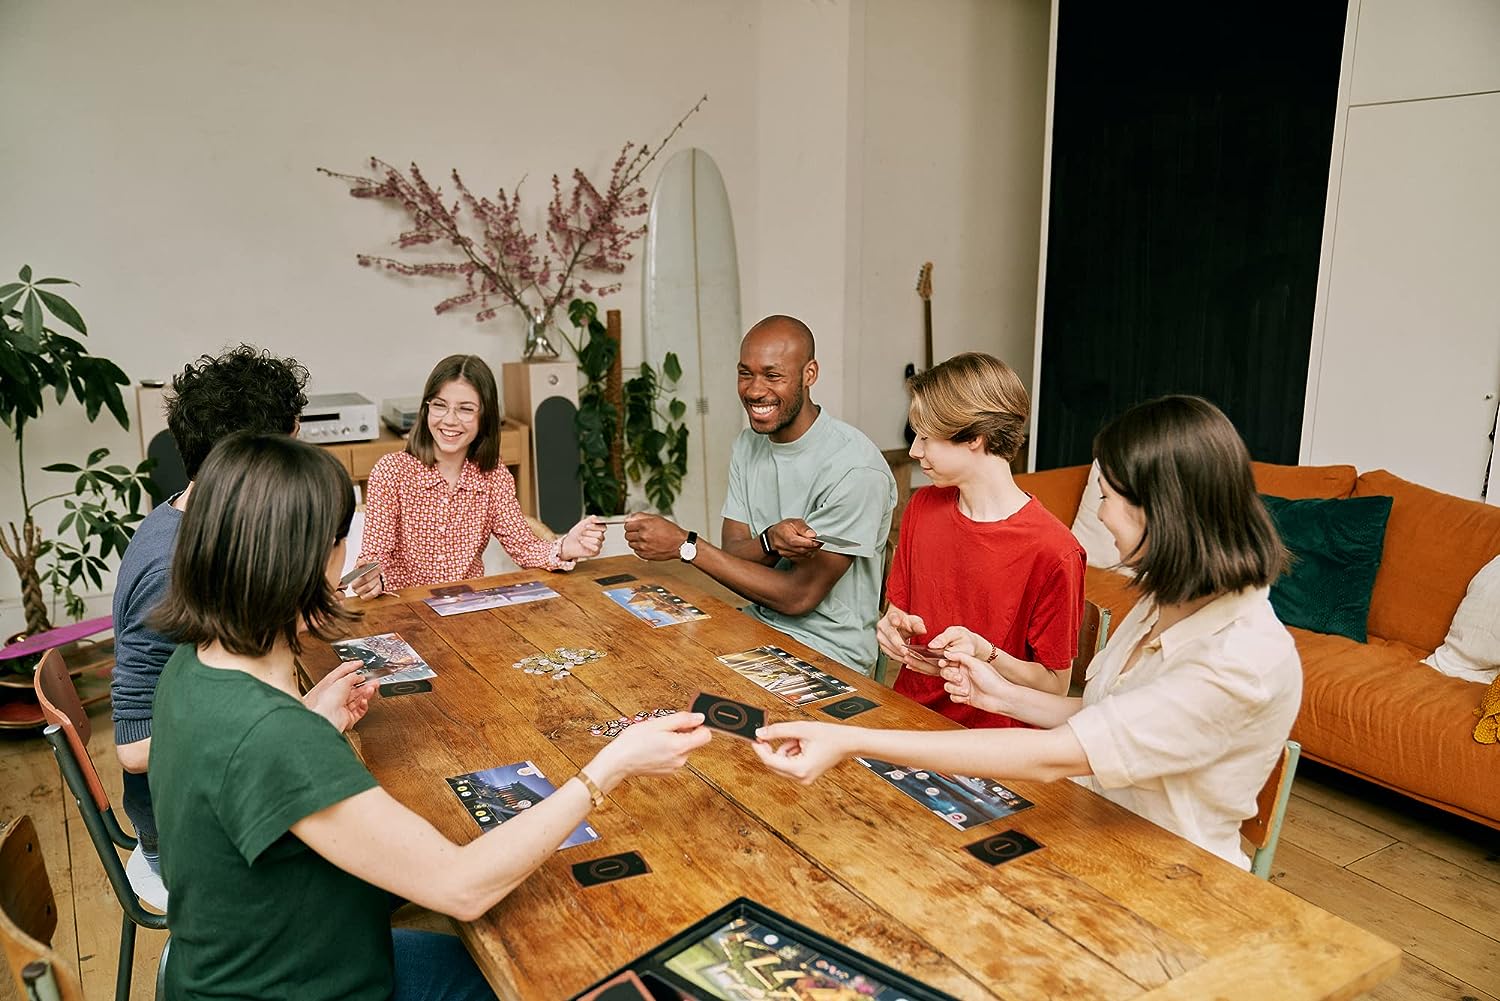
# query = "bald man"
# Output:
<box><xmin>625</xmin><ymin>315</ymin><xmax>896</xmax><ymax>673</ymax></box>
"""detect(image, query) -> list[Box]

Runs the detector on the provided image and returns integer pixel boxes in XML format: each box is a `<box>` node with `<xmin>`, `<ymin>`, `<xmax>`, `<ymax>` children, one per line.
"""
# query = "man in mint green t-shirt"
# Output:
<box><xmin>625</xmin><ymin>316</ymin><xmax>896</xmax><ymax>673</ymax></box>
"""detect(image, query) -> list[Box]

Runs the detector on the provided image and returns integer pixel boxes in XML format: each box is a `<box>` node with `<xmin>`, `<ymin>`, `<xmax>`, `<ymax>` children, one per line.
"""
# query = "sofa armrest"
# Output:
<box><xmin>1016</xmin><ymin>465</ymin><xmax>1091</xmax><ymax>525</ymax></box>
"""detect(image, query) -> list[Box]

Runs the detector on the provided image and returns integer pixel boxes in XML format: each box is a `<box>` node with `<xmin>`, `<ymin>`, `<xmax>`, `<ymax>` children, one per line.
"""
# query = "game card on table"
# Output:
<box><xmin>604</xmin><ymin>584</ymin><xmax>709</xmax><ymax>627</ymax></box>
<box><xmin>446</xmin><ymin>761</ymin><xmax>599</xmax><ymax>848</ymax></box>
<box><xmin>716</xmin><ymin>645</ymin><xmax>854</xmax><ymax>706</ymax></box>
<box><xmin>421</xmin><ymin>580</ymin><xmax>560</xmax><ymax>616</ymax></box>
<box><xmin>855</xmin><ymin>757</ymin><xmax>1034</xmax><ymax>831</ymax></box>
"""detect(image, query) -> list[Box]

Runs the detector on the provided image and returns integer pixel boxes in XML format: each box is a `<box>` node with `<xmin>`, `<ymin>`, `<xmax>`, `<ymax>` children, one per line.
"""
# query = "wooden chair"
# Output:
<box><xmin>33</xmin><ymin>649</ymin><xmax>169</xmax><ymax>1001</ymax></box>
<box><xmin>1242</xmin><ymin>740</ymin><xmax>1302</xmax><ymax>879</ymax></box>
<box><xmin>0</xmin><ymin>815</ymin><xmax>85</xmax><ymax>1001</ymax></box>
<box><xmin>1070</xmin><ymin>600</ymin><xmax>1111</xmax><ymax>694</ymax></box>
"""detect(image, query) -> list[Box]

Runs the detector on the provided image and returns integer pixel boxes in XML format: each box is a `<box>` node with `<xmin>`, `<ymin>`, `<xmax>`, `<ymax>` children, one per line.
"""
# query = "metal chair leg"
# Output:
<box><xmin>155</xmin><ymin>936</ymin><xmax>172</xmax><ymax>1000</ymax></box>
<box><xmin>116</xmin><ymin>912</ymin><xmax>137</xmax><ymax>1001</ymax></box>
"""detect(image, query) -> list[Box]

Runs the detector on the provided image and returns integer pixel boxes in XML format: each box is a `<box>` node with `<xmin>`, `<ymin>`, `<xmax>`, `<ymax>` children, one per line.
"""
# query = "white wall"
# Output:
<box><xmin>849</xmin><ymin>0</ymin><xmax>1052</xmax><ymax>451</ymax></box>
<box><xmin>0</xmin><ymin>0</ymin><xmax>1053</xmax><ymax>632</ymax></box>
<box><xmin>1303</xmin><ymin>0</ymin><xmax>1500</xmax><ymax>499</ymax></box>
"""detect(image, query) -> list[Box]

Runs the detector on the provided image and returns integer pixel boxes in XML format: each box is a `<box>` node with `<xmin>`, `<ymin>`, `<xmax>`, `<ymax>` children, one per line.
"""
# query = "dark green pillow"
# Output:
<box><xmin>1261</xmin><ymin>494</ymin><xmax>1393</xmax><ymax>643</ymax></box>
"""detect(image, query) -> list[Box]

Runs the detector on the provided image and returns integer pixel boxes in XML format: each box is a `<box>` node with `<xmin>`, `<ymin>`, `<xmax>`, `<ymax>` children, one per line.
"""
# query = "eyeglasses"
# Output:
<box><xmin>427</xmin><ymin>399</ymin><xmax>480</xmax><ymax>424</ymax></box>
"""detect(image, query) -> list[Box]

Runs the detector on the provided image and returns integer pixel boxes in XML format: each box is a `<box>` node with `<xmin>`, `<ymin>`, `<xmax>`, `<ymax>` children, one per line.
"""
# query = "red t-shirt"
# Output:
<box><xmin>889</xmin><ymin>486</ymin><xmax>1086</xmax><ymax>728</ymax></box>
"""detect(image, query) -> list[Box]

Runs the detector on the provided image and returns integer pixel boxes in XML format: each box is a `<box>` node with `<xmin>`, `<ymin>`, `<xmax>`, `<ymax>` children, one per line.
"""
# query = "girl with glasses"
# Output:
<box><xmin>351</xmin><ymin>355</ymin><xmax>605</xmax><ymax>597</ymax></box>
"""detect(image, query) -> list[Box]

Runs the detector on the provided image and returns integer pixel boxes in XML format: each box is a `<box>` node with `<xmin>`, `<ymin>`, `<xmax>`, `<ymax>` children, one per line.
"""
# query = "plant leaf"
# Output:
<box><xmin>87</xmin><ymin>447</ymin><xmax>109</xmax><ymax>466</ymax></box>
<box><xmin>19</xmin><ymin>293</ymin><xmax>44</xmax><ymax>349</ymax></box>
<box><xmin>35</xmin><ymin>289</ymin><xmax>87</xmax><ymax>335</ymax></box>
<box><xmin>34</xmin><ymin>278</ymin><xmax>75</xmax><ymax>286</ymax></box>
<box><xmin>43</xmin><ymin>462</ymin><xmax>81</xmax><ymax>473</ymax></box>
<box><xmin>662</xmin><ymin>352</ymin><xmax>682</xmax><ymax>384</ymax></box>
<box><xmin>19</xmin><ymin>265</ymin><xmax>32</xmax><ymax>283</ymax></box>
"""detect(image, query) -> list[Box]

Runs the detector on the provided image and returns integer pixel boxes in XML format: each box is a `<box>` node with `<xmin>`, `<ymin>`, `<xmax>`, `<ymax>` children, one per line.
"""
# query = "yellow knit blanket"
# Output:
<box><xmin>1475</xmin><ymin>675</ymin><xmax>1500</xmax><ymax>744</ymax></box>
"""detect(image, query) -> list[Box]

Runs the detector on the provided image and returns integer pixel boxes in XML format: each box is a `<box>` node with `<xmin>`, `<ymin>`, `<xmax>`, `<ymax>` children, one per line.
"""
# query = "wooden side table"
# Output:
<box><xmin>313</xmin><ymin>419</ymin><xmax>534</xmax><ymax>516</ymax></box>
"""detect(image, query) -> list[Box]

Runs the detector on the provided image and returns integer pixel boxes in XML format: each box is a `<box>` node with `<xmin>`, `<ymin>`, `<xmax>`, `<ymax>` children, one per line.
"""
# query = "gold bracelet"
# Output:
<box><xmin>576</xmin><ymin>769</ymin><xmax>605</xmax><ymax>808</ymax></box>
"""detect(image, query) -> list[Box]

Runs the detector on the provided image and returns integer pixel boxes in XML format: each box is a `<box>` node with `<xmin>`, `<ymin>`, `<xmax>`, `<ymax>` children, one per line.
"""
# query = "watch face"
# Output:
<box><xmin>679</xmin><ymin>541</ymin><xmax>698</xmax><ymax>561</ymax></box>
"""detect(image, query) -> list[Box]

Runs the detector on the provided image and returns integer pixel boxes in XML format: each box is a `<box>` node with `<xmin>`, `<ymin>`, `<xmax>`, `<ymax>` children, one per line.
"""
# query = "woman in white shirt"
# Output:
<box><xmin>753</xmin><ymin>395</ymin><xmax>1300</xmax><ymax>868</ymax></box>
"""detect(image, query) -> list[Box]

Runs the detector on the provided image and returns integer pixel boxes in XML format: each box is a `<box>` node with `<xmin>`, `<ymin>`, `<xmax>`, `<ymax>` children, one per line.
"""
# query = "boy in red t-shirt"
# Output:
<box><xmin>880</xmin><ymin>352</ymin><xmax>1085</xmax><ymax>727</ymax></box>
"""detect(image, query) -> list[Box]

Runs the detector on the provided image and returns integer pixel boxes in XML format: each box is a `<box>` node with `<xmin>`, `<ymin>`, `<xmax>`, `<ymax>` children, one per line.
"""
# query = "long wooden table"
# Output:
<box><xmin>300</xmin><ymin>556</ymin><xmax>1399</xmax><ymax>1001</ymax></box>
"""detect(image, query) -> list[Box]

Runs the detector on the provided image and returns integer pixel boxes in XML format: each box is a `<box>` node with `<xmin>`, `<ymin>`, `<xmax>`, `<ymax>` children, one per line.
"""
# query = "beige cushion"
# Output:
<box><xmin>1423</xmin><ymin>554</ymin><xmax>1500</xmax><ymax>684</ymax></box>
<box><xmin>1070</xmin><ymin>461</ymin><xmax>1128</xmax><ymax>572</ymax></box>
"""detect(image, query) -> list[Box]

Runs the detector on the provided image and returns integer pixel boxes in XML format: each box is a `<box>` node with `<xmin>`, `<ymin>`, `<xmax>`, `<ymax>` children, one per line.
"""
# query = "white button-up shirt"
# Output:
<box><xmin>1067</xmin><ymin>587</ymin><xmax>1302</xmax><ymax>868</ymax></box>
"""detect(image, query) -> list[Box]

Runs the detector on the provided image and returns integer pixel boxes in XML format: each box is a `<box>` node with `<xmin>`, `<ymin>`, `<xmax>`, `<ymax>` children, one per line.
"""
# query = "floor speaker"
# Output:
<box><xmin>502</xmin><ymin>361</ymin><xmax>582</xmax><ymax>534</ymax></box>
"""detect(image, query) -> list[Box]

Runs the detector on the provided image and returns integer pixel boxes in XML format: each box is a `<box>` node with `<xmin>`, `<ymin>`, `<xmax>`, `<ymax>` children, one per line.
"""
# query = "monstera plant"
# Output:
<box><xmin>0</xmin><ymin>266</ymin><xmax>155</xmax><ymax>645</ymax></box>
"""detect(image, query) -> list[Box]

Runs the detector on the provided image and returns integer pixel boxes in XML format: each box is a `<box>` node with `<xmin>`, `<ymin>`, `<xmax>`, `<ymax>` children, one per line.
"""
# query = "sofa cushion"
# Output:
<box><xmin>1252</xmin><ymin>462</ymin><xmax>1357</xmax><ymax>500</ymax></box>
<box><xmin>1356</xmin><ymin>470</ymin><xmax>1500</xmax><ymax>653</ymax></box>
<box><xmin>1262</xmin><ymin>494</ymin><xmax>1393</xmax><ymax>642</ymax></box>
<box><xmin>1290</xmin><ymin>626</ymin><xmax>1494</xmax><ymax>823</ymax></box>
<box><xmin>1071</xmin><ymin>462</ymin><xmax>1126</xmax><ymax>569</ymax></box>
<box><xmin>1423</xmin><ymin>554</ymin><xmax>1500</xmax><ymax>684</ymax></box>
<box><xmin>1019</xmin><ymin>465</ymin><xmax>1091</xmax><ymax>526</ymax></box>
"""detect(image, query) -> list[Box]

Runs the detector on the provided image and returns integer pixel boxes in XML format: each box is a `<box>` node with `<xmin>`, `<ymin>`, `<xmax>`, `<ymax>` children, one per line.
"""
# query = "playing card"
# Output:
<box><xmin>572</xmin><ymin>851</ymin><xmax>650</xmax><ymax>888</ymax></box>
<box><xmin>964</xmin><ymin>829</ymin><xmax>1044</xmax><ymax>866</ymax></box>
<box><xmin>446</xmin><ymin>761</ymin><xmax>599</xmax><ymax>847</ymax></box>
<box><xmin>820</xmin><ymin>695</ymin><xmax>879</xmax><ymax>720</ymax></box>
<box><xmin>380</xmin><ymin>679</ymin><xmax>432</xmax><ymax>697</ymax></box>
<box><xmin>338</xmin><ymin>561</ymin><xmax>381</xmax><ymax>588</ymax></box>
<box><xmin>575</xmin><ymin>970</ymin><xmax>653</xmax><ymax>1001</ymax></box>
<box><xmin>855</xmin><ymin>757</ymin><xmax>1034</xmax><ymax>830</ymax></box>
<box><xmin>691</xmin><ymin>692</ymin><xmax>765</xmax><ymax>741</ymax></box>
<box><xmin>904</xmin><ymin>643</ymin><xmax>946</xmax><ymax>663</ymax></box>
<box><xmin>811</xmin><ymin>533</ymin><xmax>861</xmax><ymax>550</ymax></box>
<box><xmin>716</xmin><ymin>645</ymin><xmax>854</xmax><ymax>706</ymax></box>
<box><xmin>593</xmin><ymin>573</ymin><xmax>638</xmax><ymax>586</ymax></box>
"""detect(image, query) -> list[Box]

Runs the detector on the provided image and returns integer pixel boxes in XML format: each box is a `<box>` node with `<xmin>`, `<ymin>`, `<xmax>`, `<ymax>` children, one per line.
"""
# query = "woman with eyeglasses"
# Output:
<box><xmin>350</xmin><ymin>355</ymin><xmax>604</xmax><ymax>598</ymax></box>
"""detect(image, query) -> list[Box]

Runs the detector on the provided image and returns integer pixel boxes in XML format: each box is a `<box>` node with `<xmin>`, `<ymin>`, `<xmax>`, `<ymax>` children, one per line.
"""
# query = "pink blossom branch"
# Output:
<box><xmin>318</xmin><ymin>94</ymin><xmax>707</xmax><ymax>332</ymax></box>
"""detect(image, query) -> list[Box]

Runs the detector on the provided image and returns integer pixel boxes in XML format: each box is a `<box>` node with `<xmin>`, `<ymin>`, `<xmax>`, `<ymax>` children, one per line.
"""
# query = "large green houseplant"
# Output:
<box><xmin>0</xmin><ymin>266</ymin><xmax>155</xmax><ymax>644</ymax></box>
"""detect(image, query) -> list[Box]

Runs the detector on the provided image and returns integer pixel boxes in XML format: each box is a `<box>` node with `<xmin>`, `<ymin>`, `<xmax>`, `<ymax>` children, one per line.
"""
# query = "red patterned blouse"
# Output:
<box><xmin>357</xmin><ymin>451</ymin><xmax>570</xmax><ymax>590</ymax></box>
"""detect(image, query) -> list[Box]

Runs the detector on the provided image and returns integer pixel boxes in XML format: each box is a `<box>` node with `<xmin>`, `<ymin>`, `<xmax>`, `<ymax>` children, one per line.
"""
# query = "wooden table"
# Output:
<box><xmin>301</xmin><ymin>557</ymin><xmax>1399</xmax><ymax>1001</ymax></box>
<box><xmin>312</xmin><ymin>420</ymin><xmax>534</xmax><ymax>516</ymax></box>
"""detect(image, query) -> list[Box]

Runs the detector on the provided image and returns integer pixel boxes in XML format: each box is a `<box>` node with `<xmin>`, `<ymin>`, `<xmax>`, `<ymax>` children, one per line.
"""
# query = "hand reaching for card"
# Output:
<box><xmin>940</xmin><ymin>650</ymin><xmax>1019</xmax><ymax>717</ymax></box>
<box><xmin>303</xmin><ymin>660</ymin><xmax>376</xmax><ymax>733</ymax></box>
<box><xmin>752</xmin><ymin>721</ymin><xmax>854</xmax><ymax>784</ymax></box>
<box><xmin>875</xmin><ymin>605</ymin><xmax>933</xmax><ymax>673</ymax></box>
<box><xmin>560</xmin><ymin>516</ymin><xmax>607</xmax><ymax>562</ymax></box>
<box><xmin>589</xmin><ymin>712</ymin><xmax>712</xmax><ymax>791</ymax></box>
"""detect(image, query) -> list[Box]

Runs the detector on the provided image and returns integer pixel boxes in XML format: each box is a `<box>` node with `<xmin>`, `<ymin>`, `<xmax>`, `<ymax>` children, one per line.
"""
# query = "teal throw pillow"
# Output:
<box><xmin>1261</xmin><ymin>494</ymin><xmax>1393</xmax><ymax>643</ymax></box>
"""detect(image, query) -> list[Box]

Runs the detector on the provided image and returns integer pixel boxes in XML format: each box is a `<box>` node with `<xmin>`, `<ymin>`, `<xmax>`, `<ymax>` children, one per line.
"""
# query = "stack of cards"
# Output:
<box><xmin>513</xmin><ymin>647</ymin><xmax>605</xmax><ymax>679</ymax></box>
<box><xmin>604</xmin><ymin>584</ymin><xmax>709</xmax><ymax>627</ymax></box>
<box><xmin>332</xmin><ymin>632</ymin><xmax>436</xmax><ymax>687</ymax></box>
<box><xmin>716</xmin><ymin>645</ymin><xmax>855</xmax><ymax>706</ymax></box>
<box><xmin>589</xmin><ymin>708</ymin><xmax>679</xmax><ymax>738</ymax></box>
<box><xmin>855</xmin><ymin>757</ymin><xmax>1034</xmax><ymax>831</ymax></box>
<box><xmin>446</xmin><ymin>761</ymin><xmax>599</xmax><ymax>847</ymax></box>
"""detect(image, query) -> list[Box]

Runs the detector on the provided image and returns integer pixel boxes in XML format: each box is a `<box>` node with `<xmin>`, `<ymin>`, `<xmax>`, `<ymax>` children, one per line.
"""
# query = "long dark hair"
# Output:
<box><xmin>152</xmin><ymin>433</ymin><xmax>358</xmax><ymax>656</ymax></box>
<box><xmin>405</xmin><ymin>355</ymin><xmax>501</xmax><ymax>472</ymax></box>
<box><xmin>1094</xmin><ymin>395</ymin><xmax>1285</xmax><ymax>604</ymax></box>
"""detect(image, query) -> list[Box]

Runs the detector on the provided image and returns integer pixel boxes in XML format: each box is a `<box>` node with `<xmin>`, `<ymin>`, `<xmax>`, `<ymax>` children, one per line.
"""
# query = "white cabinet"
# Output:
<box><xmin>1308</xmin><ymin>91</ymin><xmax>1500</xmax><ymax>499</ymax></box>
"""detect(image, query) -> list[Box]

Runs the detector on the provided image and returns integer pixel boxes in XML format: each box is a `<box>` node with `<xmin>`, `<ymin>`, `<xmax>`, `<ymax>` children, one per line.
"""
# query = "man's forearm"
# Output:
<box><xmin>690</xmin><ymin>542</ymin><xmax>816</xmax><ymax>615</ymax></box>
<box><xmin>720</xmin><ymin>531</ymin><xmax>778</xmax><ymax>566</ymax></box>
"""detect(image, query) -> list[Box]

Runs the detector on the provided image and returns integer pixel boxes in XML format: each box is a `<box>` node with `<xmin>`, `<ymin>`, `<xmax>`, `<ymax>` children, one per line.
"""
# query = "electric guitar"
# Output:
<box><xmin>903</xmin><ymin>262</ymin><xmax>934</xmax><ymax>445</ymax></box>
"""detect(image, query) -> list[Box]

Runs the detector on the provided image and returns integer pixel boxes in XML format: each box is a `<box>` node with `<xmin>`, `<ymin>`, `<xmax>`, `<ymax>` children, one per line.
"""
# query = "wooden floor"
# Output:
<box><xmin>2</xmin><ymin>705</ymin><xmax>1496</xmax><ymax>1000</ymax></box>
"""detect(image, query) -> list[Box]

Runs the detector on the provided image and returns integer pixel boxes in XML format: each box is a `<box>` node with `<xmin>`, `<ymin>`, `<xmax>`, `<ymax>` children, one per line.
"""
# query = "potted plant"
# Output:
<box><xmin>0</xmin><ymin>265</ymin><xmax>155</xmax><ymax>712</ymax></box>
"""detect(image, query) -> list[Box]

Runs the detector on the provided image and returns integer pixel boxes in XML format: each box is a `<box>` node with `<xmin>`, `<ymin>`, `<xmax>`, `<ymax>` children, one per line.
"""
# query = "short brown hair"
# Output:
<box><xmin>152</xmin><ymin>433</ymin><xmax>358</xmax><ymax>656</ymax></box>
<box><xmin>1094</xmin><ymin>395</ymin><xmax>1286</xmax><ymax>604</ymax></box>
<box><xmin>406</xmin><ymin>355</ymin><xmax>501</xmax><ymax>472</ymax></box>
<box><xmin>907</xmin><ymin>352</ymin><xmax>1029</xmax><ymax>460</ymax></box>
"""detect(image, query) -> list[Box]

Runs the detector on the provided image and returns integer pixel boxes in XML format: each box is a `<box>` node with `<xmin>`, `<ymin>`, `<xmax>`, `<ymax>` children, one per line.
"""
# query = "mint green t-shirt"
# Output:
<box><xmin>721</xmin><ymin>409</ymin><xmax>896</xmax><ymax>673</ymax></box>
<box><xmin>150</xmin><ymin>644</ymin><xmax>391</xmax><ymax>1001</ymax></box>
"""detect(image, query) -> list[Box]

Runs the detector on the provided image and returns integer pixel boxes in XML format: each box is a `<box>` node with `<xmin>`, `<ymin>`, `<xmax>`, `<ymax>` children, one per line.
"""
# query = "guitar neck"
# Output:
<box><xmin>922</xmin><ymin>300</ymin><xmax>934</xmax><ymax>370</ymax></box>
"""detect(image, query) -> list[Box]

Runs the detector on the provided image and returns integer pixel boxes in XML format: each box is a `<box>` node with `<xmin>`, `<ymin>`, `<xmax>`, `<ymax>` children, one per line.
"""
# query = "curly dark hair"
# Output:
<box><xmin>165</xmin><ymin>345</ymin><xmax>310</xmax><ymax>479</ymax></box>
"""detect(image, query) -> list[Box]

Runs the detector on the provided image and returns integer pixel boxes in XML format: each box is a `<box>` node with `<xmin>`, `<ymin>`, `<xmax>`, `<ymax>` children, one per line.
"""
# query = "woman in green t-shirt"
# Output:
<box><xmin>148</xmin><ymin>433</ymin><xmax>711</xmax><ymax>1001</ymax></box>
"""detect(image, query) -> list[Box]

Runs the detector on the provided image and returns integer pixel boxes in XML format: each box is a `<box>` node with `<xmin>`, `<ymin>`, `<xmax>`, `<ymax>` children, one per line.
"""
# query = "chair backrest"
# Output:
<box><xmin>1242</xmin><ymin>740</ymin><xmax>1301</xmax><ymax>879</ymax></box>
<box><xmin>33</xmin><ymin>649</ymin><xmax>111</xmax><ymax>813</ymax></box>
<box><xmin>0</xmin><ymin>816</ymin><xmax>85</xmax><ymax>1001</ymax></box>
<box><xmin>1070</xmin><ymin>601</ymin><xmax>1110</xmax><ymax>691</ymax></box>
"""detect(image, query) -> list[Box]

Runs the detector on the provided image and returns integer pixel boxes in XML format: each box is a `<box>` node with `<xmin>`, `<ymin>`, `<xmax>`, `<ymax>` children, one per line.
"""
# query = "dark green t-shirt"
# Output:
<box><xmin>150</xmin><ymin>644</ymin><xmax>391</xmax><ymax>1001</ymax></box>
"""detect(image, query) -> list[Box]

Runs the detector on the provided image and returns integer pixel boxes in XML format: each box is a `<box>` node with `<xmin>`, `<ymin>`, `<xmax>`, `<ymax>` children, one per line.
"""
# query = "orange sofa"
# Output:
<box><xmin>1015</xmin><ymin>462</ymin><xmax>1500</xmax><ymax>831</ymax></box>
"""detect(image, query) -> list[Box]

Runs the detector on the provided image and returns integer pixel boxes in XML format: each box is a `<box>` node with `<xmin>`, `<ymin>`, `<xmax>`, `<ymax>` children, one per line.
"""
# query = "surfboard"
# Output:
<box><xmin>643</xmin><ymin>147</ymin><xmax>744</xmax><ymax>538</ymax></box>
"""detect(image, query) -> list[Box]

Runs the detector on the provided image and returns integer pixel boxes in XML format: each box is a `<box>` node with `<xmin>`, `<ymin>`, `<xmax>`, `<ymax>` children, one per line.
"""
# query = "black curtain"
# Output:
<box><xmin>1036</xmin><ymin>2</ymin><xmax>1346</xmax><ymax>467</ymax></box>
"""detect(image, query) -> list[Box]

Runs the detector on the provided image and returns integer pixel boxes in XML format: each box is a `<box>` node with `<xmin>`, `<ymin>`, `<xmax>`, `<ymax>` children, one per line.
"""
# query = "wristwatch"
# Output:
<box><xmin>679</xmin><ymin>530</ymin><xmax>698</xmax><ymax>563</ymax></box>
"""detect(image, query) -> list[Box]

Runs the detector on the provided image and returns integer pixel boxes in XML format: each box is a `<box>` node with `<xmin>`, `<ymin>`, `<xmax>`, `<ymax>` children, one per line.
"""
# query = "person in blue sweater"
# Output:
<box><xmin>110</xmin><ymin>345</ymin><xmax>310</xmax><ymax>873</ymax></box>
